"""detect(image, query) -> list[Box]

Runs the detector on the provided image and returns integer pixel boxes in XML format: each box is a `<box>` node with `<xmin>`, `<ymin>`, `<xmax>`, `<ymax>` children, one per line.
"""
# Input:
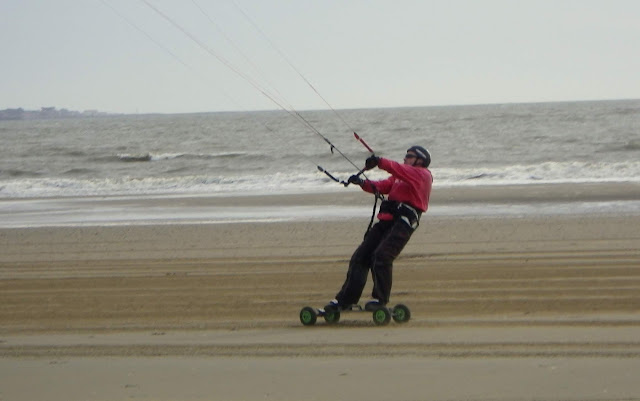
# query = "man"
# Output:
<box><xmin>328</xmin><ymin>145</ymin><xmax>432</xmax><ymax>312</ymax></box>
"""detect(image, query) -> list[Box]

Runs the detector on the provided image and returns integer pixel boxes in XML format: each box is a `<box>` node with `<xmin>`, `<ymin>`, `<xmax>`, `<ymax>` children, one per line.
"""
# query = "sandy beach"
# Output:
<box><xmin>1</xmin><ymin>183</ymin><xmax>640</xmax><ymax>401</ymax></box>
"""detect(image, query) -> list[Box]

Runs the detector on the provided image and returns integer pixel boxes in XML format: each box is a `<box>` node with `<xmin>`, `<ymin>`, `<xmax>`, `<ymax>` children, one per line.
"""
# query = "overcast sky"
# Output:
<box><xmin>1</xmin><ymin>0</ymin><xmax>639</xmax><ymax>114</ymax></box>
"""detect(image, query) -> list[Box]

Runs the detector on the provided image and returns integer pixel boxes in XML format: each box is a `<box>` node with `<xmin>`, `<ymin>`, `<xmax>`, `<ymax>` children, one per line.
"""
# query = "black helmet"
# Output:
<box><xmin>407</xmin><ymin>145</ymin><xmax>431</xmax><ymax>167</ymax></box>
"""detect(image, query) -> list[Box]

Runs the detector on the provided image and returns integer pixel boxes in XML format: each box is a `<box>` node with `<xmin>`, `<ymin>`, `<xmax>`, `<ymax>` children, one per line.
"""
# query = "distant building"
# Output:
<box><xmin>0</xmin><ymin>107</ymin><xmax>114</xmax><ymax>120</ymax></box>
<box><xmin>40</xmin><ymin>107</ymin><xmax>57</xmax><ymax>118</ymax></box>
<box><xmin>0</xmin><ymin>108</ymin><xmax>24</xmax><ymax>120</ymax></box>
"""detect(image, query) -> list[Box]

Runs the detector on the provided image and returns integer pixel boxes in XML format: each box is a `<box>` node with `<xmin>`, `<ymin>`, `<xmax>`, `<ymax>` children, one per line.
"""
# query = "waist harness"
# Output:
<box><xmin>379</xmin><ymin>200</ymin><xmax>422</xmax><ymax>229</ymax></box>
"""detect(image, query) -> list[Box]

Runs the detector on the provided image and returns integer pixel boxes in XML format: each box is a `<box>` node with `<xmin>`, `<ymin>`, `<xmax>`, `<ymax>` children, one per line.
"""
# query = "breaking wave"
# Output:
<box><xmin>1</xmin><ymin>160</ymin><xmax>639</xmax><ymax>198</ymax></box>
<box><xmin>114</xmin><ymin>151</ymin><xmax>249</xmax><ymax>163</ymax></box>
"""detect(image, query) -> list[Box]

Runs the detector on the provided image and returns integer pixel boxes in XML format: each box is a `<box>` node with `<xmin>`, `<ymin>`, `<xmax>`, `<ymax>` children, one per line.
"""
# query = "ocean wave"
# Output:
<box><xmin>0</xmin><ymin>172</ymin><xmax>339</xmax><ymax>198</ymax></box>
<box><xmin>621</xmin><ymin>139</ymin><xmax>640</xmax><ymax>151</ymax></box>
<box><xmin>435</xmin><ymin>160</ymin><xmax>640</xmax><ymax>186</ymax></box>
<box><xmin>1</xmin><ymin>160</ymin><xmax>639</xmax><ymax>198</ymax></box>
<box><xmin>114</xmin><ymin>151</ymin><xmax>251</xmax><ymax>163</ymax></box>
<box><xmin>1</xmin><ymin>169</ymin><xmax>42</xmax><ymax>178</ymax></box>
<box><xmin>198</xmin><ymin>151</ymin><xmax>249</xmax><ymax>159</ymax></box>
<box><xmin>164</xmin><ymin>166</ymin><xmax>192</xmax><ymax>174</ymax></box>
<box><xmin>117</xmin><ymin>153</ymin><xmax>152</xmax><ymax>162</ymax></box>
<box><xmin>599</xmin><ymin>140</ymin><xmax>640</xmax><ymax>153</ymax></box>
<box><xmin>48</xmin><ymin>147</ymin><xmax>88</xmax><ymax>158</ymax></box>
<box><xmin>63</xmin><ymin>168</ymin><xmax>96</xmax><ymax>176</ymax></box>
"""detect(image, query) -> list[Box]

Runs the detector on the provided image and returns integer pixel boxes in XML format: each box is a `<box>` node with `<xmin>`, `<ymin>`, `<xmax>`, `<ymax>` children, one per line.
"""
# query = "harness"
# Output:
<box><xmin>379</xmin><ymin>200</ymin><xmax>422</xmax><ymax>229</ymax></box>
<box><xmin>362</xmin><ymin>180</ymin><xmax>422</xmax><ymax>238</ymax></box>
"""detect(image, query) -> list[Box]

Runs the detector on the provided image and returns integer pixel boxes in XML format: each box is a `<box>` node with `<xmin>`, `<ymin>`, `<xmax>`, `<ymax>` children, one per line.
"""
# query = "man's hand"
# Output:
<box><xmin>348</xmin><ymin>174</ymin><xmax>364</xmax><ymax>186</ymax></box>
<box><xmin>365</xmin><ymin>155</ymin><xmax>379</xmax><ymax>170</ymax></box>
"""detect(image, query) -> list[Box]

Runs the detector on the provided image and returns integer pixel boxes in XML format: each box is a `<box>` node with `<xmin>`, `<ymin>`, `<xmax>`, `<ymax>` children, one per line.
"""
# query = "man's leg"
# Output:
<box><xmin>370</xmin><ymin>221</ymin><xmax>414</xmax><ymax>305</ymax></box>
<box><xmin>335</xmin><ymin>221</ymin><xmax>391</xmax><ymax>306</ymax></box>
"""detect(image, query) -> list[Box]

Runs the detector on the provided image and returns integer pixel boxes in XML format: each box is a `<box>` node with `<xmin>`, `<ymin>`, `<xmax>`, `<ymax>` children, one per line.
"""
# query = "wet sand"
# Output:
<box><xmin>1</xmin><ymin>183</ymin><xmax>640</xmax><ymax>400</ymax></box>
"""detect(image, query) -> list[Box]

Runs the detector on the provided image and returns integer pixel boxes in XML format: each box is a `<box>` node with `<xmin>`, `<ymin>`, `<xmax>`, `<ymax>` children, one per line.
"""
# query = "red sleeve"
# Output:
<box><xmin>361</xmin><ymin>176</ymin><xmax>395</xmax><ymax>195</ymax></box>
<box><xmin>377</xmin><ymin>158</ymin><xmax>425</xmax><ymax>187</ymax></box>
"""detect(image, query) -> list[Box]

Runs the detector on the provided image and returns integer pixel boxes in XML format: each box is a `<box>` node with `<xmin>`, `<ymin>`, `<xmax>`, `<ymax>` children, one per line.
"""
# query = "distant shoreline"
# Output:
<box><xmin>0</xmin><ymin>107</ymin><xmax>118</xmax><ymax>120</ymax></box>
<box><xmin>2</xmin><ymin>98</ymin><xmax>638</xmax><ymax>119</ymax></box>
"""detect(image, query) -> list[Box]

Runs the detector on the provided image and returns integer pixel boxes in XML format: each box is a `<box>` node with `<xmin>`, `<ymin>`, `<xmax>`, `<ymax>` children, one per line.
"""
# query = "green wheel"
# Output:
<box><xmin>392</xmin><ymin>304</ymin><xmax>411</xmax><ymax>323</ymax></box>
<box><xmin>323</xmin><ymin>304</ymin><xmax>341</xmax><ymax>324</ymax></box>
<box><xmin>372</xmin><ymin>306</ymin><xmax>391</xmax><ymax>326</ymax></box>
<box><xmin>299</xmin><ymin>306</ymin><xmax>317</xmax><ymax>326</ymax></box>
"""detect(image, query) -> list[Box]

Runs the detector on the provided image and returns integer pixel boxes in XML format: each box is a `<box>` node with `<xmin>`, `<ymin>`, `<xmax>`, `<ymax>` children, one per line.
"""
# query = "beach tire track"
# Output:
<box><xmin>4</xmin><ymin>341</ymin><xmax>640</xmax><ymax>358</ymax></box>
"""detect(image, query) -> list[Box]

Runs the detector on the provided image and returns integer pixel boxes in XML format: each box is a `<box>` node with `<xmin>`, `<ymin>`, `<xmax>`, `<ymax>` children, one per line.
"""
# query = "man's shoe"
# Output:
<box><xmin>322</xmin><ymin>299</ymin><xmax>347</xmax><ymax>312</ymax></box>
<box><xmin>365</xmin><ymin>299</ymin><xmax>383</xmax><ymax>311</ymax></box>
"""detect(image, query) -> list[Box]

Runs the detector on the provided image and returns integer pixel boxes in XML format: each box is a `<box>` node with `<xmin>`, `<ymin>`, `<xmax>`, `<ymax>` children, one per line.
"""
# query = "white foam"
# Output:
<box><xmin>433</xmin><ymin>160</ymin><xmax>640</xmax><ymax>187</ymax></box>
<box><xmin>1</xmin><ymin>160</ymin><xmax>639</xmax><ymax>198</ymax></box>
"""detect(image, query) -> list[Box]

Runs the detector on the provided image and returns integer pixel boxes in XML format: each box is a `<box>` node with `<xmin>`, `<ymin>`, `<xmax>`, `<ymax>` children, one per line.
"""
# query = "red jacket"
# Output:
<box><xmin>361</xmin><ymin>157</ymin><xmax>432</xmax><ymax>221</ymax></box>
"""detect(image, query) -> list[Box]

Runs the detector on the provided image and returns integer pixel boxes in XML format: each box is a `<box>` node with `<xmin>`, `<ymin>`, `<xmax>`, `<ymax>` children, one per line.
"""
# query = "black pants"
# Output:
<box><xmin>335</xmin><ymin>218</ymin><xmax>414</xmax><ymax>306</ymax></box>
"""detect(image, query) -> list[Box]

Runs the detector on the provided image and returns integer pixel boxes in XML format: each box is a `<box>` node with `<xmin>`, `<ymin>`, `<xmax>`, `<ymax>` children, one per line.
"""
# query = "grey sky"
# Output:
<box><xmin>1</xmin><ymin>0</ymin><xmax>639</xmax><ymax>114</ymax></box>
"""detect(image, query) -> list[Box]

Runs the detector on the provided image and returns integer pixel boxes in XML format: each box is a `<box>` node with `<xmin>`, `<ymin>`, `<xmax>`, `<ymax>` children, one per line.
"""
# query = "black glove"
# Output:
<box><xmin>348</xmin><ymin>174</ymin><xmax>364</xmax><ymax>186</ymax></box>
<box><xmin>365</xmin><ymin>155</ymin><xmax>379</xmax><ymax>170</ymax></box>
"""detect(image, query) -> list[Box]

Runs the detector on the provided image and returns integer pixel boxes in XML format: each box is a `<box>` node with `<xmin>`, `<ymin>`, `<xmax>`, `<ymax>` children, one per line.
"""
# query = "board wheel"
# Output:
<box><xmin>299</xmin><ymin>306</ymin><xmax>317</xmax><ymax>326</ymax></box>
<box><xmin>323</xmin><ymin>304</ymin><xmax>341</xmax><ymax>324</ymax></box>
<box><xmin>371</xmin><ymin>306</ymin><xmax>391</xmax><ymax>326</ymax></box>
<box><xmin>392</xmin><ymin>304</ymin><xmax>411</xmax><ymax>323</ymax></box>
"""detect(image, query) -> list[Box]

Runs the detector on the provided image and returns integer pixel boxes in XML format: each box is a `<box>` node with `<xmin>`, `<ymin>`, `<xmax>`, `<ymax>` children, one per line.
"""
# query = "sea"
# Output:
<box><xmin>1</xmin><ymin>99</ymin><xmax>639</xmax><ymax>226</ymax></box>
